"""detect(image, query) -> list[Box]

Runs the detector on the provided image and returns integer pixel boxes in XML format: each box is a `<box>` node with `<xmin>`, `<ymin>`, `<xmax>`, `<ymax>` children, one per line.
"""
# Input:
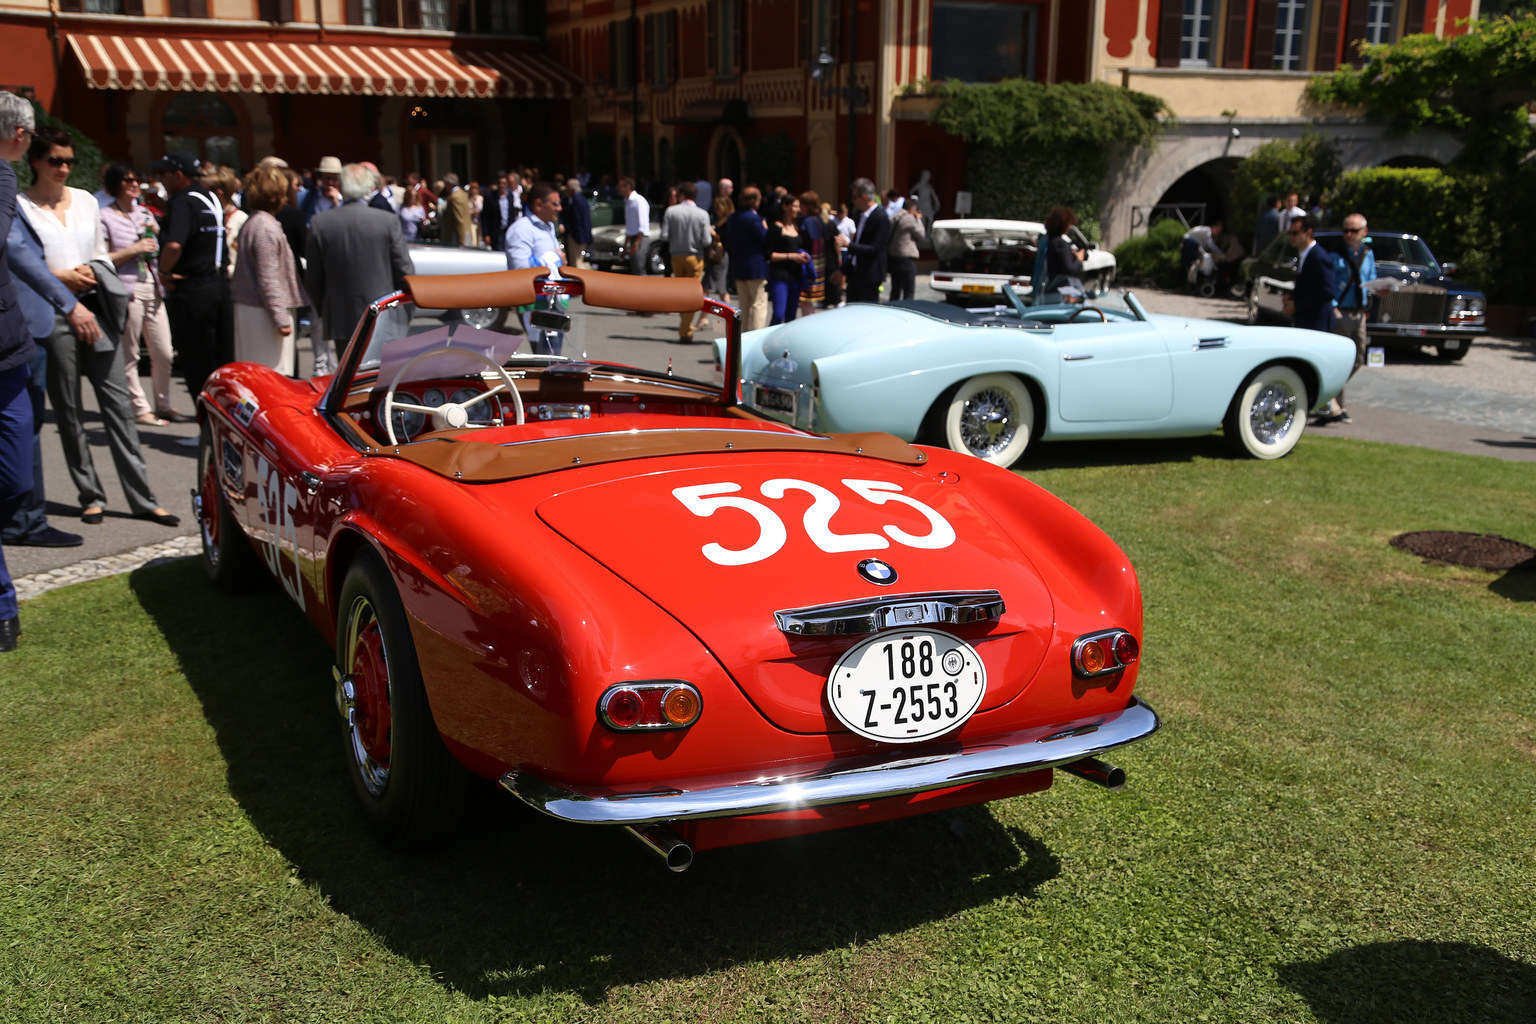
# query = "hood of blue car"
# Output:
<box><xmin>758</xmin><ymin>306</ymin><xmax>935</xmax><ymax>365</ymax></box>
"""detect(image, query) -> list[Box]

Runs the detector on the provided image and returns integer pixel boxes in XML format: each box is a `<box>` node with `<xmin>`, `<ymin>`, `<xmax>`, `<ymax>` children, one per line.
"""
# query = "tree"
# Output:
<box><xmin>1230</xmin><ymin>133</ymin><xmax>1343</xmax><ymax>245</ymax></box>
<box><xmin>1307</xmin><ymin>16</ymin><xmax>1536</xmax><ymax>172</ymax></box>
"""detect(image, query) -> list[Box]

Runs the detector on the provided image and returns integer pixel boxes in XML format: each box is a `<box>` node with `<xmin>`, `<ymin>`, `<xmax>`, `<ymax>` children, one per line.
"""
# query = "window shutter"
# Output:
<box><xmin>122</xmin><ymin>0</ymin><xmax>145</xmax><ymax>14</ymax></box>
<box><xmin>1251</xmin><ymin>0</ymin><xmax>1279</xmax><ymax>68</ymax></box>
<box><xmin>732</xmin><ymin>0</ymin><xmax>744</xmax><ymax>73</ymax></box>
<box><xmin>381</xmin><ymin>0</ymin><xmax>399</xmax><ymax>28</ymax></box>
<box><xmin>404</xmin><ymin>0</ymin><xmax>422</xmax><ymax>29</ymax></box>
<box><xmin>668</xmin><ymin>10</ymin><xmax>678</xmax><ymax>83</ymax></box>
<box><xmin>1223</xmin><ymin>0</ymin><xmax>1249</xmax><ymax>67</ymax></box>
<box><xmin>1344</xmin><ymin>0</ymin><xmax>1371</xmax><ymax>64</ymax></box>
<box><xmin>168</xmin><ymin>0</ymin><xmax>207</xmax><ymax>16</ymax></box>
<box><xmin>707</xmin><ymin>0</ymin><xmax>717</xmax><ymax>73</ymax></box>
<box><xmin>1403</xmin><ymin>0</ymin><xmax>1427</xmax><ymax>35</ymax></box>
<box><xmin>643</xmin><ymin>14</ymin><xmax>654</xmax><ymax>86</ymax></box>
<box><xmin>1316</xmin><ymin>0</ymin><xmax>1344</xmax><ymax>71</ymax></box>
<box><xmin>345</xmin><ymin>0</ymin><xmax>362</xmax><ymax>23</ymax></box>
<box><xmin>1156</xmin><ymin>0</ymin><xmax>1183</xmax><ymax>67</ymax></box>
<box><xmin>58</xmin><ymin>0</ymin><xmax>83</xmax><ymax>11</ymax></box>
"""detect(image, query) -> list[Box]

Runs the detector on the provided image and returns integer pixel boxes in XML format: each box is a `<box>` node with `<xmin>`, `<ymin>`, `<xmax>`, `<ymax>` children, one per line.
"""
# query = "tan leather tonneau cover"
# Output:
<box><xmin>369</xmin><ymin>429</ymin><xmax>927</xmax><ymax>481</ymax></box>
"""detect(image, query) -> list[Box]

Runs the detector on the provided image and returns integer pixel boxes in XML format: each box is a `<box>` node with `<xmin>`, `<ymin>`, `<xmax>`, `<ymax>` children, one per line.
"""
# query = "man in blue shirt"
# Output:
<box><xmin>505</xmin><ymin>181</ymin><xmax>566</xmax><ymax>355</ymax></box>
<box><xmin>1323</xmin><ymin>212</ymin><xmax>1377</xmax><ymax>423</ymax></box>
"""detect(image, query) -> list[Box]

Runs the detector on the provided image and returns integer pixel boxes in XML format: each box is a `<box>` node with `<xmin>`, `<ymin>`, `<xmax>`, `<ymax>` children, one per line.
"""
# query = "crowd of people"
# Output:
<box><xmin>0</xmin><ymin>81</ymin><xmax>952</xmax><ymax>652</ymax></box>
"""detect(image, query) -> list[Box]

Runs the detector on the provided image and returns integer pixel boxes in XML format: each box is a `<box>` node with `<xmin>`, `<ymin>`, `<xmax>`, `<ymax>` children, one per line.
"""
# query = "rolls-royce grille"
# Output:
<box><xmin>1378</xmin><ymin>286</ymin><xmax>1447</xmax><ymax>325</ymax></box>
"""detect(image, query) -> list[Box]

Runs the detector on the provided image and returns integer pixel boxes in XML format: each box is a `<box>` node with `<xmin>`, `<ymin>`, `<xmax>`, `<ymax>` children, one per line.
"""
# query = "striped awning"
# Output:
<box><xmin>67</xmin><ymin>33</ymin><xmax>582</xmax><ymax>99</ymax></box>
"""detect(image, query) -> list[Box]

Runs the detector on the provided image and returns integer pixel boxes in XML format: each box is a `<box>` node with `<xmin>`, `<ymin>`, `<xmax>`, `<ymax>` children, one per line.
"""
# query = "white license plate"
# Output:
<box><xmin>826</xmin><ymin>628</ymin><xmax>987</xmax><ymax>744</ymax></box>
<box><xmin>961</xmin><ymin>283</ymin><xmax>995</xmax><ymax>294</ymax></box>
<box><xmin>1398</xmin><ymin>327</ymin><xmax>1427</xmax><ymax>337</ymax></box>
<box><xmin>753</xmin><ymin>384</ymin><xmax>797</xmax><ymax>418</ymax></box>
<box><xmin>1443</xmin><ymin>338</ymin><xmax>1462</xmax><ymax>350</ymax></box>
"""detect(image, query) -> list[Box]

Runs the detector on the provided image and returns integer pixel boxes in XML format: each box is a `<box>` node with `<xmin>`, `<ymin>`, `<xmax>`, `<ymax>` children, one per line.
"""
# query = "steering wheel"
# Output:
<box><xmin>1064</xmin><ymin>305</ymin><xmax>1107</xmax><ymax>323</ymax></box>
<box><xmin>382</xmin><ymin>346</ymin><xmax>525</xmax><ymax>446</ymax></box>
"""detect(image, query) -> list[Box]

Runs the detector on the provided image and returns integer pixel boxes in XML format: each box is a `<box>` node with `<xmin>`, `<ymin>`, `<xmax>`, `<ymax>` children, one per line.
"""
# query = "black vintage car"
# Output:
<box><xmin>1241</xmin><ymin>230</ymin><xmax>1486</xmax><ymax>360</ymax></box>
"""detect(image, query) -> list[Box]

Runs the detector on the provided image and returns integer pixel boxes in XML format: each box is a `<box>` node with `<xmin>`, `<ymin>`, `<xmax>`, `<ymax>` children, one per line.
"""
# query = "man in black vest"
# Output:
<box><xmin>156</xmin><ymin>150</ymin><xmax>231</xmax><ymax>406</ymax></box>
<box><xmin>838</xmin><ymin>178</ymin><xmax>891</xmax><ymax>305</ymax></box>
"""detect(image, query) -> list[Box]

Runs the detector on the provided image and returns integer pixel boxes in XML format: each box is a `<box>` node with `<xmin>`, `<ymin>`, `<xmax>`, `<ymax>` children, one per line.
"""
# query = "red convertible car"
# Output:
<box><xmin>193</xmin><ymin>266</ymin><xmax>1159</xmax><ymax>871</ymax></box>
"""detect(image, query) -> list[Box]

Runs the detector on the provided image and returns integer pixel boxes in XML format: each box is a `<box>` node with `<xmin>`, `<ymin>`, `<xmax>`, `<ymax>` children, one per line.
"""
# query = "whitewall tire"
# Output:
<box><xmin>1225</xmin><ymin>364</ymin><xmax>1307</xmax><ymax>459</ymax></box>
<box><xmin>943</xmin><ymin>373</ymin><xmax>1035</xmax><ymax>469</ymax></box>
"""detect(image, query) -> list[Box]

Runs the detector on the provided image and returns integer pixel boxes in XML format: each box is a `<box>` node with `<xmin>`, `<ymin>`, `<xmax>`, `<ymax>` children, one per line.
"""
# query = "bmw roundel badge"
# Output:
<box><xmin>857</xmin><ymin>558</ymin><xmax>898</xmax><ymax>586</ymax></box>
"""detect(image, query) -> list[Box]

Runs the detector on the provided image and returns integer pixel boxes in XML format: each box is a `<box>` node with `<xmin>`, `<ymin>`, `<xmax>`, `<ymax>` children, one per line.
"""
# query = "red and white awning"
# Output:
<box><xmin>68</xmin><ymin>33</ymin><xmax>582</xmax><ymax>99</ymax></box>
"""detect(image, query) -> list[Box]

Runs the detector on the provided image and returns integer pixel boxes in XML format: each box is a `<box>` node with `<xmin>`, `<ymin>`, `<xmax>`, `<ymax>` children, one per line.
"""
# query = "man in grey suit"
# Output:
<box><xmin>304</xmin><ymin>163</ymin><xmax>414</xmax><ymax>374</ymax></box>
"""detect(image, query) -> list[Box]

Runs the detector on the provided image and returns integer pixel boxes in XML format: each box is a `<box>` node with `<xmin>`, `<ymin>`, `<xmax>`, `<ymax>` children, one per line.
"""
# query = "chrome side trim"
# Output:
<box><xmin>500</xmin><ymin>698</ymin><xmax>1160</xmax><ymax>826</ymax></box>
<box><xmin>1195</xmin><ymin>337</ymin><xmax>1229</xmax><ymax>349</ymax></box>
<box><xmin>773</xmin><ymin>590</ymin><xmax>1006</xmax><ymax>636</ymax></box>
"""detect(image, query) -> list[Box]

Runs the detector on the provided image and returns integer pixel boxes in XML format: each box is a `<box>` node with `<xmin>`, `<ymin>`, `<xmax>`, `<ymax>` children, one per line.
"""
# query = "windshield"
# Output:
<box><xmin>1367</xmin><ymin>235</ymin><xmax>1439</xmax><ymax>271</ymax></box>
<box><xmin>931</xmin><ymin>223</ymin><xmax>1041</xmax><ymax>264</ymax></box>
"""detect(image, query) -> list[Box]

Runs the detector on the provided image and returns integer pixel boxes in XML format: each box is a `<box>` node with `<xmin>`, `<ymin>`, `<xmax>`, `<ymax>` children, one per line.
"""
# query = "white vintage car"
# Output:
<box><xmin>928</xmin><ymin>219</ymin><xmax>1117</xmax><ymax>307</ymax></box>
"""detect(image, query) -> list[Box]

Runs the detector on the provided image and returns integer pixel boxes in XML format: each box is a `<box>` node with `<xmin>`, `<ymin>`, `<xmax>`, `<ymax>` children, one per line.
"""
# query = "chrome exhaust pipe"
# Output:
<box><xmin>1061</xmin><ymin>757</ymin><xmax>1126</xmax><ymax>791</ymax></box>
<box><xmin>625</xmin><ymin>823</ymin><xmax>693</xmax><ymax>872</ymax></box>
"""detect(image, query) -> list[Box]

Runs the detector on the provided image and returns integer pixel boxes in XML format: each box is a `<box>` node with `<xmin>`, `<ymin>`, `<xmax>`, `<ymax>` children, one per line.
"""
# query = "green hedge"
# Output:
<box><xmin>1230</xmin><ymin>133</ymin><xmax>1341</xmax><ymax>248</ymax></box>
<box><xmin>964</xmin><ymin>145</ymin><xmax>1104</xmax><ymax>240</ymax></box>
<box><xmin>1111</xmin><ymin>218</ymin><xmax>1186</xmax><ymax>288</ymax></box>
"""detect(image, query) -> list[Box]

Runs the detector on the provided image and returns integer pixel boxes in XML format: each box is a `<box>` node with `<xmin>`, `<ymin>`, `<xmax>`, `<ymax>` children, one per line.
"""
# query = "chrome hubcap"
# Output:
<box><xmin>1249</xmin><ymin>382</ymin><xmax>1297</xmax><ymax>445</ymax></box>
<box><xmin>343</xmin><ymin>597</ymin><xmax>391</xmax><ymax>796</ymax></box>
<box><xmin>959</xmin><ymin>388</ymin><xmax>1019</xmax><ymax>459</ymax></box>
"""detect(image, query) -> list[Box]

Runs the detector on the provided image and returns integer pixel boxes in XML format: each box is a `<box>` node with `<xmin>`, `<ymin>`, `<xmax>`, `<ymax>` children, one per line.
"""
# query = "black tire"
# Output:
<box><xmin>1434</xmin><ymin>341</ymin><xmax>1471</xmax><ymax>361</ymax></box>
<box><xmin>335</xmin><ymin>548</ymin><xmax>474</xmax><ymax>850</ymax></box>
<box><xmin>196</xmin><ymin>423</ymin><xmax>265</xmax><ymax>591</ymax></box>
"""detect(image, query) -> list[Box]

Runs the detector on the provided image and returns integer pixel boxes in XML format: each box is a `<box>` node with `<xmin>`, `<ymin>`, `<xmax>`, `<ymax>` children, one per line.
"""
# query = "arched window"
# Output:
<box><xmin>161</xmin><ymin>92</ymin><xmax>241</xmax><ymax>169</ymax></box>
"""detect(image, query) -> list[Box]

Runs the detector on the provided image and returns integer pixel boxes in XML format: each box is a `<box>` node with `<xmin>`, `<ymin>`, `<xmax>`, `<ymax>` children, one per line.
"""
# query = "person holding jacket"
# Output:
<box><xmin>19</xmin><ymin>126</ymin><xmax>177</xmax><ymax>529</ymax></box>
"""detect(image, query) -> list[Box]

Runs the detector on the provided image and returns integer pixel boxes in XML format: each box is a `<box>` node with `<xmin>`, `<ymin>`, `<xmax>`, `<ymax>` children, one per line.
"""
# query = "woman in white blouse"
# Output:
<box><xmin>19</xmin><ymin>127</ymin><xmax>176</xmax><ymax>527</ymax></box>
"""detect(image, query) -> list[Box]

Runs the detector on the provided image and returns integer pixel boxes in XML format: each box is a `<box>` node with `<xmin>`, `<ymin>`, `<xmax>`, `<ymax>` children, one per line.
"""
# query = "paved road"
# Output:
<box><xmin>8</xmin><ymin>283</ymin><xmax>1533</xmax><ymax>579</ymax></box>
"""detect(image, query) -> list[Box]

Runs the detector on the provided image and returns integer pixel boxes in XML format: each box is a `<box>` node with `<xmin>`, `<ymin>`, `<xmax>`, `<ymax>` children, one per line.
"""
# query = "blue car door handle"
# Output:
<box><xmin>1063</xmin><ymin>354</ymin><xmax>1094</xmax><ymax>361</ymax></box>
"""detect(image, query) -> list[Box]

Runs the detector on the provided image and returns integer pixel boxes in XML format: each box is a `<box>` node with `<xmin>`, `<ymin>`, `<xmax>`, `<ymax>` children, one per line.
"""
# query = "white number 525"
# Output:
<box><xmin>672</xmin><ymin>478</ymin><xmax>956</xmax><ymax>566</ymax></box>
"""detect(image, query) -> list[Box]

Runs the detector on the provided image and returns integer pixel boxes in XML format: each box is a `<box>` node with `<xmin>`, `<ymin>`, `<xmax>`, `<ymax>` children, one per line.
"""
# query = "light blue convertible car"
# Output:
<box><xmin>723</xmin><ymin>289</ymin><xmax>1356</xmax><ymax>467</ymax></box>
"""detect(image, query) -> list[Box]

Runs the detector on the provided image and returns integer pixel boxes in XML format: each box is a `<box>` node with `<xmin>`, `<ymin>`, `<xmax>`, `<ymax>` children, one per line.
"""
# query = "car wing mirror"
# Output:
<box><xmin>1440</xmin><ymin>261</ymin><xmax>1458</xmax><ymax>276</ymax></box>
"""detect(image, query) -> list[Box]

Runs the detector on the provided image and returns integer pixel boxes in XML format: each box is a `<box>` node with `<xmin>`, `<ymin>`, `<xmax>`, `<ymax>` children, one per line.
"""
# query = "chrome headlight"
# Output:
<box><xmin>1468</xmin><ymin>296</ymin><xmax>1486</xmax><ymax>314</ymax></box>
<box><xmin>1449</xmin><ymin>295</ymin><xmax>1467</xmax><ymax>314</ymax></box>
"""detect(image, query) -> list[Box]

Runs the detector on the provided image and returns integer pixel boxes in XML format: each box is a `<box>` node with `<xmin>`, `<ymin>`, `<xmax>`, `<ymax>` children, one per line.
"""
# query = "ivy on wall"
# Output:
<box><xmin>926</xmin><ymin>79</ymin><xmax>1167</xmax><ymax>234</ymax></box>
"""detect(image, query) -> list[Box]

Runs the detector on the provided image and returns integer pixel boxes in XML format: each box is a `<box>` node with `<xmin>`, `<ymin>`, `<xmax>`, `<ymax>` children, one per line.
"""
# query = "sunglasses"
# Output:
<box><xmin>121</xmin><ymin>177</ymin><xmax>141</xmax><ymax>185</ymax></box>
<box><xmin>1343</xmin><ymin>227</ymin><xmax>1365</xmax><ymax>233</ymax></box>
<box><xmin>44</xmin><ymin>155</ymin><xmax>77</xmax><ymax>168</ymax></box>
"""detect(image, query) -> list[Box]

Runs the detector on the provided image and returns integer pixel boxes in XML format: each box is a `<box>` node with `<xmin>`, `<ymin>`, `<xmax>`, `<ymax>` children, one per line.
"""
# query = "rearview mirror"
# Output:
<box><xmin>530</xmin><ymin>310</ymin><xmax>573</xmax><ymax>332</ymax></box>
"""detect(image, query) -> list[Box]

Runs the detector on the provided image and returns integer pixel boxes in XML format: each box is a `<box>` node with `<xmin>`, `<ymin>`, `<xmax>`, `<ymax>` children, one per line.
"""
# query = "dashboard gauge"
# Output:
<box><xmin>423</xmin><ymin>388</ymin><xmax>446</xmax><ymax>407</ymax></box>
<box><xmin>390</xmin><ymin>393</ymin><xmax>426</xmax><ymax>439</ymax></box>
<box><xmin>451</xmin><ymin>387</ymin><xmax>498</xmax><ymax>424</ymax></box>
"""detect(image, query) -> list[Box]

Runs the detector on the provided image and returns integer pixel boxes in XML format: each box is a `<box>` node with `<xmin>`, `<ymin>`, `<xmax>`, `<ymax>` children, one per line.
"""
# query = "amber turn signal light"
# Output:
<box><xmin>1072</xmin><ymin>629</ymin><xmax>1139</xmax><ymax>679</ymax></box>
<box><xmin>599</xmin><ymin>681</ymin><xmax>703</xmax><ymax>731</ymax></box>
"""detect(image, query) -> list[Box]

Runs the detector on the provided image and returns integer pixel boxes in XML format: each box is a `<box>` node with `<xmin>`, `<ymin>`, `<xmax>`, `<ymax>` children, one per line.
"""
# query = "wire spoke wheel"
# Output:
<box><xmin>1226</xmin><ymin>364</ymin><xmax>1307</xmax><ymax>459</ymax></box>
<box><xmin>943</xmin><ymin>373</ymin><xmax>1035</xmax><ymax>469</ymax></box>
<box><xmin>343</xmin><ymin>595</ymin><xmax>393</xmax><ymax>797</ymax></box>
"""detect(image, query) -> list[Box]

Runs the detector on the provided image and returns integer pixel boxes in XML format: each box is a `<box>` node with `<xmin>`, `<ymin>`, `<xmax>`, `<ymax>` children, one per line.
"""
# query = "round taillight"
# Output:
<box><xmin>1113</xmin><ymin>633</ymin><xmax>1139</xmax><ymax>665</ymax></box>
<box><xmin>605</xmin><ymin>688</ymin><xmax>644</xmax><ymax>728</ymax></box>
<box><xmin>663</xmin><ymin>686</ymin><xmax>701</xmax><ymax>726</ymax></box>
<box><xmin>1079</xmin><ymin>640</ymin><xmax>1107</xmax><ymax>675</ymax></box>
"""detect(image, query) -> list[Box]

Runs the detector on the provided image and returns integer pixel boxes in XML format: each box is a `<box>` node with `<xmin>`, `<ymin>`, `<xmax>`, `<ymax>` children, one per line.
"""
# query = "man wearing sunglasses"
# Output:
<box><xmin>1281</xmin><ymin>215</ymin><xmax>1336</xmax><ymax>335</ymax></box>
<box><xmin>1319</xmin><ymin>213</ymin><xmax>1377</xmax><ymax>423</ymax></box>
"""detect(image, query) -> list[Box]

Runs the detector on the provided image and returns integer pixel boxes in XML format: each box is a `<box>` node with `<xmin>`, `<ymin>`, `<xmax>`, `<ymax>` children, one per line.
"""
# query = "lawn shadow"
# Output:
<box><xmin>1277</xmin><ymin>940</ymin><xmax>1536</xmax><ymax>1023</ymax></box>
<box><xmin>129</xmin><ymin>557</ymin><xmax>1062</xmax><ymax>1005</ymax></box>
<box><xmin>1489</xmin><ymin>568</ymin><xmax>1536</xmax><ymax>603</ymax></box>
<box><xmin>1022</xmin><ymin>433</ymin><xmax>1237</xmax><ymax>470</ymax></box>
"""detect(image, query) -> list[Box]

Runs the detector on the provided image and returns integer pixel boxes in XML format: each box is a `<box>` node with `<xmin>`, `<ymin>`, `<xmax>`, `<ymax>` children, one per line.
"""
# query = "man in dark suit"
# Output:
<box><xmin>481</xmin><ymin>171</ymin><xmax>514</xmax><ymax>253</ymax></box>
<box><xmin>363</xmin><ymin>163</ymin><xmax>395</xmax><ymax>213</ymax></box>
<box><xmin>839</xmin><ymin>177</ymin><xmax>891</xmax><ymax>304</ymax></box>
<box><xmin>305</xmin><ymin>162</ymin><xmax>415</xmax><ymax>372</ymax></box>
<box><xmin>559</xmin><ymin>176</ymin><xmax>592</xmax><ymax>267</ymax></box>
<box><xmin>1</xmin><ymin>92</ymin><xmax>39</xmax><ymax>650</ymax></box>
<box><xmin>1282</xmin><ymin>216</ymin><xmax>1336</xmax><ymax>333</ymax></box>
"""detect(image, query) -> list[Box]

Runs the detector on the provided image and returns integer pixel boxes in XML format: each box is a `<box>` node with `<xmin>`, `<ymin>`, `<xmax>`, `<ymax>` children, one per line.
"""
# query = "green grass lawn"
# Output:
<box><xmin>2</xmin><ymin>434</ymin><xmax>1533</xmax><ymax>1023</ymax></box>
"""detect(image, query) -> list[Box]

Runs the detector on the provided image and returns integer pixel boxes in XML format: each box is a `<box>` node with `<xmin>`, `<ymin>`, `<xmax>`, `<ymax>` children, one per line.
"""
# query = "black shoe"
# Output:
<box><xmin>11</xmin><ymin>526</ymin><xmax>84</xmax><ymax>548</ymax></box>
<box><xmin>139</xmin><ymin>510</ymin><xmax>181</xmax><ymax>527</ymax></box>
<box><xmin>0</xmin><ymin>617</ymin><xmax>17</xmax><ymax>654</ymax></box>
<box><xmin>82</xmin><ymin>507</ymin><xmax>104</xmax><ymax>525</ymax></box>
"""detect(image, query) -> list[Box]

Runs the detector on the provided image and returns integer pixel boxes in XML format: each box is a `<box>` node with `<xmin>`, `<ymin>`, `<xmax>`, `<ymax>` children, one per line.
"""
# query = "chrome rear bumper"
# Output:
<box><xmin>501</xmin><ymin>697</ymin><xmax>1159</xmax><ymax>825</ymax></box>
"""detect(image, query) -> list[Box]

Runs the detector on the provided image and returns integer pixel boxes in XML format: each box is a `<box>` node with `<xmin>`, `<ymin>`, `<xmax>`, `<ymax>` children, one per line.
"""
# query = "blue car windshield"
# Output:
<box><xmin>1367</xmin><ymin>235</ymin><xmax>1439</xmax><ymax>272</ymax></box>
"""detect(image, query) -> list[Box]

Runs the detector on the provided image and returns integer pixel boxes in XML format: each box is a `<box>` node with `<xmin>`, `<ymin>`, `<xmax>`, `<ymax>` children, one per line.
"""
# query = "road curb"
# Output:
<box><xmin>15</xmin><ymin>535</ymin><xmax>202</xmax><ymax>603</ymax></box>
